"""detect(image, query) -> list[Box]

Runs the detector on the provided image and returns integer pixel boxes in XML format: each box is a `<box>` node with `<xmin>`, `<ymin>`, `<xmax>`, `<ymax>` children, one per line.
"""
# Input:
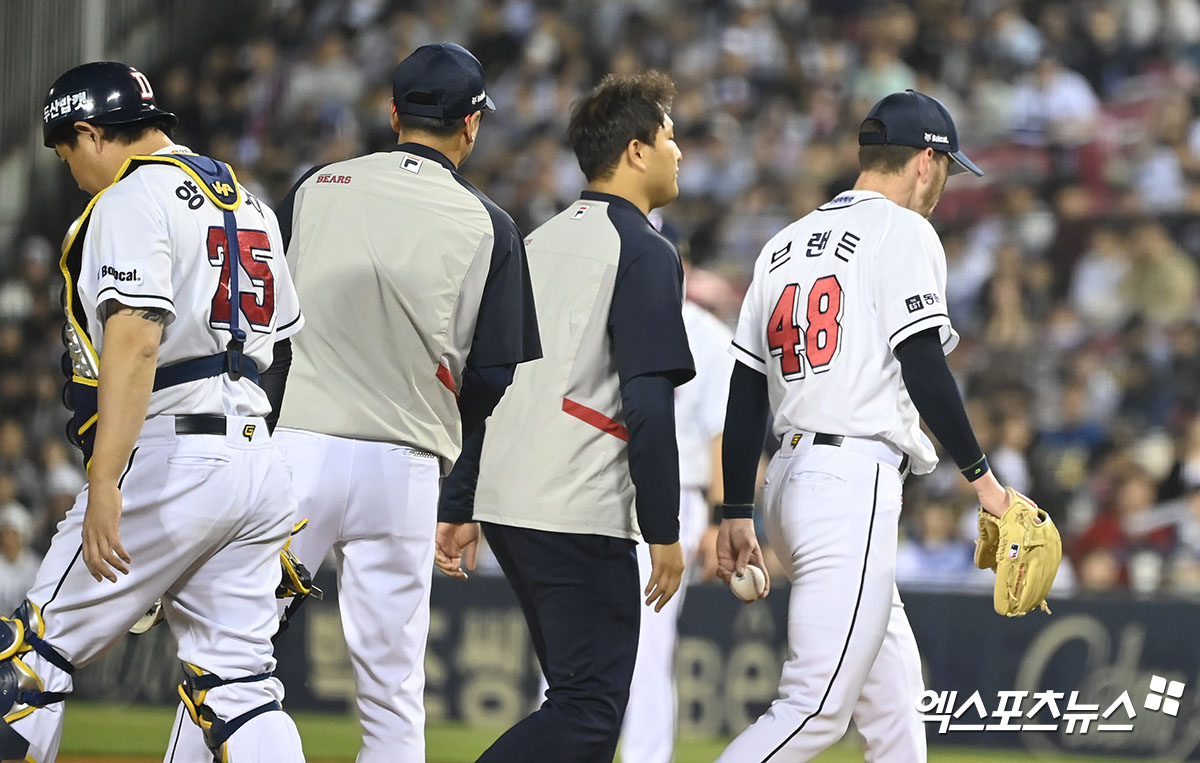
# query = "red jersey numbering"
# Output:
<box><xmin>766</xmin><ymin>275</ymin><xmax>844</xmax><ymax>379</ymax></box>
<box><xmin>205</xmin><ymin>226</ymin><xmax>275</xmax><ymax>331</ymax></box>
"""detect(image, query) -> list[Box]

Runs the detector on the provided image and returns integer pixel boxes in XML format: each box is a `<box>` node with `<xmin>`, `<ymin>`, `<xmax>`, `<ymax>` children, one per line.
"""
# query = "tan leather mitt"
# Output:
<box><xmin>974</xmin><ymin>488</ymin><xmax>1062</xmax><ymax>616</ymax></box>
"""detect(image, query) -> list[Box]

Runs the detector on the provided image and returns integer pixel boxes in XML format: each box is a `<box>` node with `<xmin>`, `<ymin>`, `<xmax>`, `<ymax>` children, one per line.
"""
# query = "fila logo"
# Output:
<box><xmin>213</xmin><ymin>181</ymin><xmax>234</xmax><ymax>196</ymax></box>
<box><xmin>100</xmin><ymin>265</ymin><xmax>140</xmax><ymax>283</ymax></box>
<box><xmin>571</xmin><ymin>205</ymin><xmax>590</xmax><ymax>219</ymax></box>
<box><xmin>1008</xmin><ymin>543</ymin><xmax>1020</xmax><ymax>560</ymax></box>
<box><xmin>242</xmin><ymin>424</ymin><xmax>256</xmax><ymax>441</ymax></box>
<box><xmin>924</xmin><ymin>132</ymin><xmax>950</xmax><ymax>145</ymax></box>
<box><xmin>401</xmin><ymin>156</ymin><xmax>422</xmax><ymax>174</ymax></box>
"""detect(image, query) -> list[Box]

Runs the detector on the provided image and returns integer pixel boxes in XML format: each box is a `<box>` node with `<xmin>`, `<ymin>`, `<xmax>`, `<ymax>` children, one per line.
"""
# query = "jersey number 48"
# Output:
<box><xmin>767</xmin><ymin>275</ymin><xmax>843</xmax><ymax>380</ymax></box>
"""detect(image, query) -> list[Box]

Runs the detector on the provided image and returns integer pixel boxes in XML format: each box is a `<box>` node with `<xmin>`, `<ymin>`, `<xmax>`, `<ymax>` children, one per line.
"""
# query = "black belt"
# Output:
<box><xmin>809</xmin><ymin>432</ymin><xmax>911</xmax><ymax>476</ymax></box>
<box><xmin>175</xmin><ymin>415</ymin><xmax>226</xmax><ymax>435</ymax></box>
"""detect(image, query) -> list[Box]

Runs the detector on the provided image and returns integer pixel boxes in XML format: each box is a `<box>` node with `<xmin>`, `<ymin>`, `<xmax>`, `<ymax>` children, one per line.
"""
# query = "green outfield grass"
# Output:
<box><xmin>58</xmin><ymin>701</ymin><xmax>1153</xmax><ymax>762</ymax></box>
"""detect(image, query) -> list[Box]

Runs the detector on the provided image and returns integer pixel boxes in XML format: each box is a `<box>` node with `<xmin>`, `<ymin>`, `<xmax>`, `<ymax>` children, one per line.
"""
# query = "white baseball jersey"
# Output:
<box><xmin>730</xmin><ymin>190</ymin><xmax>958</xmax><ymax>474</ymax></box>
<box><xmin>67</xmin><ymin>144</ymin><xmax>303</xmax><ymax>416</ymax></box>
<box><xmin>676</xmin><ymin>299</ymin><xmax>733</xmax><ymax>489</ymax></box>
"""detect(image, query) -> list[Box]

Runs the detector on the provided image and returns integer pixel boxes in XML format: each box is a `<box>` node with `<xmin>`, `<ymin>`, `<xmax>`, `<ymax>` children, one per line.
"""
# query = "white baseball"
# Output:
<box><xmin>730</xmin><ymin>564</ymin><xmax>766</xmax><ymax>602</ymax></box>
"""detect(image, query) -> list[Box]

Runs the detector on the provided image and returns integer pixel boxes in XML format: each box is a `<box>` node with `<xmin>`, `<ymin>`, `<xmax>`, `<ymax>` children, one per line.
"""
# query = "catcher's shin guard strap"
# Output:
<box><xmin>209</xmin><ymin>699</ymin><xmax>282</xmax><ymax>751</ymax></box>
<box><xmin>178</xmin><ymin>664</ymin><xmax>280</xmax><ymax>755</ymax></box>
<box><xmin>1</xmin><ymin>644</ymin><xmax>67</xmax><ymax>763</ymax></box>
<box><xmin>12</xmin><ymin>603</ymin><xmax>73</xmax><ymax>677</ymax></box>
<box><xmin>2</xmin><ymin>603</ymin><xmax>72</xmax><ymax>722</ymax></box>
<box><xmin>20</xmin><ymin>635</ymin><xmax>72</xmax><ymax>677</ymax></box>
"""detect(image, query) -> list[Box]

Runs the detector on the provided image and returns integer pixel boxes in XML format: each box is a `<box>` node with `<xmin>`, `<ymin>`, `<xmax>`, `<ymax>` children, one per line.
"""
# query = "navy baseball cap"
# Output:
<box><xmin>859</xmin><ymin>90</ymin><xmax>982</xmax><ymax>177</ymax></box>
<box><xmin>392</xmin><ymin>43</ymin><xmax>496</xmax><ymax>119</ymax></box>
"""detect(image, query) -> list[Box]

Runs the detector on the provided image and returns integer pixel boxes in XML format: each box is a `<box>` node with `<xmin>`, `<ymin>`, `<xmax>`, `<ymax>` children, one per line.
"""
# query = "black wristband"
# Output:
<box><xmin>960</xmin><ymin>455</ymin><xmax>990</xmax><ymax>482</ymax></box>
<box><xmin>721</xmin><ymin>503</ymin><xmax>755</xmax><ymax>520</ymax></box>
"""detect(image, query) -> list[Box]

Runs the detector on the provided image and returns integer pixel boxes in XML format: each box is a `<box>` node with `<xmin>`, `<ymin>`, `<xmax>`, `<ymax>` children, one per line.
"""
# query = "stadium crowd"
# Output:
<box><xmin>2</xmin><ymin>0</ymin><xmax>1200</xmax><ymax>608</ymax></box>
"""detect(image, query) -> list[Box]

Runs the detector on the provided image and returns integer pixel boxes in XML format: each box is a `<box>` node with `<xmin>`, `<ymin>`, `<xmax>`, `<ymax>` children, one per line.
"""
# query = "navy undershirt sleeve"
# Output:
<box><xmin>457</xmin><ymin>364</ymin><xmax>515</xmax><ymax>439</ymax></box>
<box><xmin>261</xmin><ymin>338</ymin><xmax>292</xmax><ymax>433</ymax></box>
<box><xmin>895</xmin><ymin>328</ymin><xmax>988</xmax><ymax>476</ymax></box>
<box><xmin>621</xmin><ymin>373</ymin><xmax>680</xmax><ymax>545</ymax></box>
<box><xmin>438</xmin><ymin>423</ymin><xmax>485</xmax><ymax>523</ymax></box>
<box><xmin>722</xmin><ymin>361</ymin><xmax>771</xmax><ymax>507</ymax></box>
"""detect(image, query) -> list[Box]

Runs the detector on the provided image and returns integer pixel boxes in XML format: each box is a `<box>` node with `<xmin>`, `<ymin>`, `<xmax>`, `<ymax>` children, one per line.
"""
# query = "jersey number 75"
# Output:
<box><xmin>767</xmin><ymin>275</ymin><xmax>843</xmax><ymax>380</ymax></box>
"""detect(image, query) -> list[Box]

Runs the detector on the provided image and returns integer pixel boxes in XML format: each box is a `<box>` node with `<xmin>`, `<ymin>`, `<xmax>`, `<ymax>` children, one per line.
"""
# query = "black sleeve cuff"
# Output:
<box><xmin>895</xmin><ymin>328</ymin><xmax>986</xmax><ymax>473</ymax></box>
<box><xmin>721</xmin><ymin>503</ymin><xmax>755</xmax><ymax>520</ymax></box>
<box><xmin>960</xmin><ymin>455</ymin><xmax>991</xmax><ymax>482</ymax></box>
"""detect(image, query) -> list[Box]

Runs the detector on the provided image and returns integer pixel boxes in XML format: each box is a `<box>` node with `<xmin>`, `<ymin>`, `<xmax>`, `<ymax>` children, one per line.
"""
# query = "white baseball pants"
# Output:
<box><xmin>166</xmin><ymin>428</ymin><xmax>438</xmax><ymax>763</ymax></box>
<box><xmin>717</xmin><ymin>435</ymin><xmax>925</xmax><ymax>763</ymax></box>
<box><xmin>619</xmin><ymin>486</ymin><xmax>710</xmax><ymax>763</ymax></box>
<box><xmin>9</xmin><ymin>415</ymin><xmax>303</xmax><ymax>763</ymax></box>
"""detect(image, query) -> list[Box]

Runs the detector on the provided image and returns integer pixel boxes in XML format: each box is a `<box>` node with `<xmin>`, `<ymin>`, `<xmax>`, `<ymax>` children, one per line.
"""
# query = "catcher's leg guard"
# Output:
<box><xmin>176</xmin><ymin>663</ymin><xmax>300</xmax><ymax>762</ymax></box>
<box><xmin>0</xmin><ymin>602</ymin><xmax>74</xmax><ymax>761</ymax></box>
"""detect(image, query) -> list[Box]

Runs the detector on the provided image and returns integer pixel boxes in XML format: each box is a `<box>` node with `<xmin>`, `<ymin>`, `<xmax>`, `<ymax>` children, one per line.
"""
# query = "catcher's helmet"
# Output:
<box><xmin>43</xmin><ymin>62</ymin><xmax>177</xmax><ymax>147</ymax></box>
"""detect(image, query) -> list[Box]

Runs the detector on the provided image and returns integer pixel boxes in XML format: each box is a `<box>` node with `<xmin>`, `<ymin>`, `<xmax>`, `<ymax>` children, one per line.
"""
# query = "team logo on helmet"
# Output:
<box><xmin>130</xmin><ymin>69</ymin><xmax>154</xmax><ymax>101</ymax></box>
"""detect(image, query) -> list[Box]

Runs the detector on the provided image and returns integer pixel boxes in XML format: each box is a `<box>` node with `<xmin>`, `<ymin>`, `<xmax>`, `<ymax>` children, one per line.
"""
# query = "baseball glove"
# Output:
<box><xmin>974</xmin><ymin>488</ymin><xmax>1062</xmax><ymax>617</ymax></box>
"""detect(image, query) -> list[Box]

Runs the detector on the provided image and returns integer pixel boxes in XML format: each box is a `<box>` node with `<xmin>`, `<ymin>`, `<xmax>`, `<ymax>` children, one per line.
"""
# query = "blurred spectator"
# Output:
<box><xmin>3</xmin><ymin>0</ymin><xmax>1200</xmax><ymax>598</ymax></box>
<box><xmin>1165</xmin><ymin>549</ymin><xmax>1200</xmax><ymax>596</ymax></box>
<box><xmin>1121</xmin><ymin>220</ymin><xmax>1199</xmax><ymax>327</ymax></box>
<box><xmin>1069</xmin><ymin>225</ymin><xmax>1132</xmax><ymax>331</ymax></box>
<box><xmin>992</xmin><ymin>412</ymin><xmax>1033</xmax><ymax>494</ymax></box>
<box><xmin>1077</xmin><ymin>546</ymin><xmax>1123</xmax><ymax>594</ymax></box>
<box><xmin>1009</xmin><ymin>53</ymin><xmax>1101</xmax><ymax>147</ymax></box>
<box><xmin>38</xmin><ymin>440</ymin><xmax>84</xmax><ymax>547</ymax></box>
<box><xmin>0</xmin><ymin>418</ymin><xmax>44</xmax><ymax>514</ymax></box>
<box><xmin>281</xmin><ymin>31</ymin><xmax>367</xmax><ymax>127</ymax></box>
<box><xmin>896</xmin><ymin>503</ymin><xmax>991</xmax><ymax>591</ymax></box>
<box><xmin>0</xmin><ymin>236</ymin><xmax>55</xmax><ymax>322</ymax></box>
<box><xmin>0</xmin><ymin>500</ymin><xmax>36</xmax><ymax>613</ymax></box>
<box><xmin>1073</xmin><ymin>466</ymin><xmax>1177</xmax><ymax>591</ymax></box>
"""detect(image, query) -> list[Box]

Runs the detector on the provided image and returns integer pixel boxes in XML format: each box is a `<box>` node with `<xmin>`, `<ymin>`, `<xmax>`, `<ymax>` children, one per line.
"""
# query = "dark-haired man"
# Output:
<box><xmin>168</xmin><ymin>42</ymin><xmax>541</xmax><ymax>763</ymax></box>
<box><xmin>3</xmin><ymin>61</ymin><xmax>304</xmax><ymax>762</ymax></box>
<box><xmin>435</xmin><ymin>70</ymin><xmax>695</xmax><ymax>762</ymax></box>
<box><xmin>715</xmin><ymin>90</ymin><xmax>1013</xmax><ymax>762</ymax></box>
